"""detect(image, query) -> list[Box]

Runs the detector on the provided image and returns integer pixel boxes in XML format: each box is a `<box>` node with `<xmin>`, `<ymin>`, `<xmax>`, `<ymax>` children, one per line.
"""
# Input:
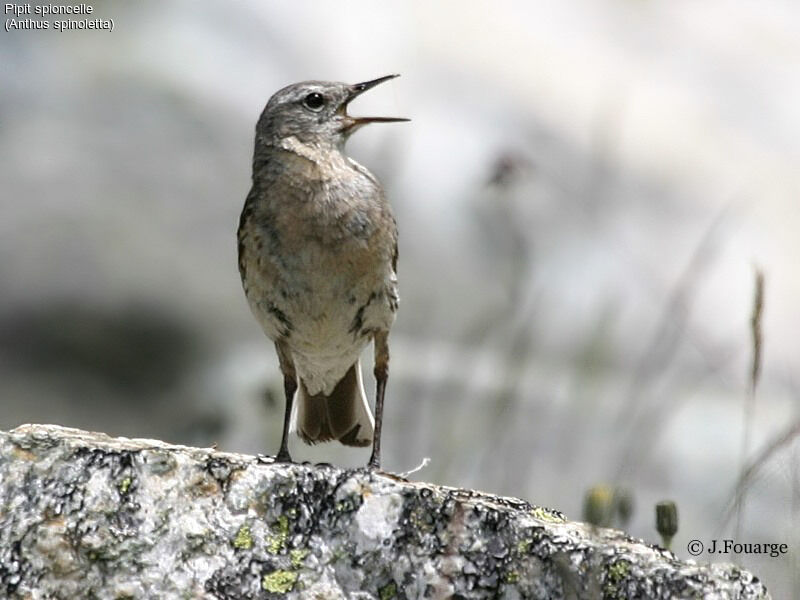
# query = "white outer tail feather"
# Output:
<box><xmin>290</xmin><ymin>360</ymin><xmax>374</xmax><ymax>447</ymax></box>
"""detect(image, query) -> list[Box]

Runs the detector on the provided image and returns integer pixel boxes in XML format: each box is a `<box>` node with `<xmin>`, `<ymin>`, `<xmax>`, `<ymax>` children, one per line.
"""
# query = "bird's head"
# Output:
<box><xmin>256</xmin><ymin>75</ymin><xmax>408</xmax><ymax>150</ymax></box>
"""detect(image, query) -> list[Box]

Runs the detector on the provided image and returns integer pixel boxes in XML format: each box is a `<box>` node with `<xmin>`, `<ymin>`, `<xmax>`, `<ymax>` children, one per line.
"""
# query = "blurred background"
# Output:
<box><xmin>2</xmin><ymin>0</ymin><xmax>799</xmax><ymax>595</ymax></box>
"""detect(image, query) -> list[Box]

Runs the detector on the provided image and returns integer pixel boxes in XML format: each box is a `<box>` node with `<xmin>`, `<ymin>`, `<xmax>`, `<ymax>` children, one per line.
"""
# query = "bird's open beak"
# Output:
<box><xmin>342</xmin><ymin>74</ymin><xmax>409</xmax><ymax>128</ymax></box>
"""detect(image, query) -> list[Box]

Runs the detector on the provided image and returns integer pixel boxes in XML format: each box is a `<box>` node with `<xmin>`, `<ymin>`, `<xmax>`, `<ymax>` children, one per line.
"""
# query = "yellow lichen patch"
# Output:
<box><xmin>290</xmin><ymin>548</ymin><xmax>309</xmax><ymax>568</ymax></box>
<box><xmin>603</xmin><ymin>559</ymin><xmax>631</xmax><ymax>599</ymax></box>
<box><xmin>608</xmin><ymin>560</ymin><xmax>630</xmax><ymax>579</ymax></box>
<box><xmin>232</xmin><ymin>524</ymin><xmax>253</xmax><ymax>550</ymax></box>
<box><xmin>505</xmin><ymin>570</ymin><xmax>520</xmax><ymax>584</ymax></box>
<box><xmin>516</xmin><ymin>539</ymin><xmax>532</xmax><ymax>555</ymax></box>
<box><xmin>530</xmin><ymin>507</ymin><xmax>565</xmax><ymax>523</ymax></box>
<box><xmin>266</xmin><ymin>515</ymin><xmax>289</xmax><ymax>554</ymax></box>
<box><xmin>379</xmin><ymin>581</ymin><xmax>397</xmax><ymax>599</ymax></box>
<box><xmin>118</xmin><ymin>477</ymin><xmax>132</xmax><ymax>494</ymax></box>
<box><xmin>262</xmin><ymin>569</ymin><xmax>298</xmax><ymax>593</ymax></box>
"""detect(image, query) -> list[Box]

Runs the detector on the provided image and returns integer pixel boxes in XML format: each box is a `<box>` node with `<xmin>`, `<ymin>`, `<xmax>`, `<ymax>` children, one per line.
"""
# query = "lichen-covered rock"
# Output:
<box><xmin>0</xmin><ymin>425</ymin><xmax>769</xmax><ymax>599</ymax></box>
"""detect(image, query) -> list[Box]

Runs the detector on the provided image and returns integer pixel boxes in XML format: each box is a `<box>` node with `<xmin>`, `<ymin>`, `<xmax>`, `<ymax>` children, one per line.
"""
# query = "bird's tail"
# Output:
<box><xmin>293</xmin><ymin>361</ymin><xmax>374</xmax><ymax>447</ymax></box>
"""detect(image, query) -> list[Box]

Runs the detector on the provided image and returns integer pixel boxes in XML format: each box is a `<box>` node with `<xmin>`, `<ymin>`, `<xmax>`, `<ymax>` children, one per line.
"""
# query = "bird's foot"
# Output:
<box><xmin>274</xmin><ymin>449</ymin><xmax>293</xmax><ymax>463</ymax></box>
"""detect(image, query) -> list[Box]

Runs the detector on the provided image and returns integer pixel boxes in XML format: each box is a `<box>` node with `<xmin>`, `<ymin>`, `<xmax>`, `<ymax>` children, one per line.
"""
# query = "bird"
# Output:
<box><xmin>237</xmin><ymin>75</ymin><xmax>408</xmax><ymax>469</ymax></box>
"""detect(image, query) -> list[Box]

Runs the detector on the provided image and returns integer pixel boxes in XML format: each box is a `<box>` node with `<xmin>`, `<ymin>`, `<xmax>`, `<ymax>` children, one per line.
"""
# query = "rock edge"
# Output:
<box><xmin>0</xmin><ymin>424</ymin><xmax>770</xmax><ymax>599</ymax></box>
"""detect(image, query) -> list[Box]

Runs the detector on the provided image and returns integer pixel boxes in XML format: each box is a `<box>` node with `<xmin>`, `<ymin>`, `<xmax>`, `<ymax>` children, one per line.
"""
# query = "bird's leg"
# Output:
<box><xmin>275</xmin><ymin>341</ymin><xmax>296</xmax><ymax>463</ymax></box>
<box><xmin>368</xmin><ymin>331</ymin><xmax>390</xmax><ymax>469</ymax></box>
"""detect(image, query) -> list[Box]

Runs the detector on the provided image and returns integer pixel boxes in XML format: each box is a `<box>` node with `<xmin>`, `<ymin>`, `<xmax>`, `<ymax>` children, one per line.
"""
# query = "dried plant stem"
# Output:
<box><xmin>721</xmin><ymin>417</ymin><xmax>800</xmax><ymax>532</ymax></box>
<box><xmin>734</xmin><ymin>268</ymin><xmax>764</xmax><ymax>540</ymax></box>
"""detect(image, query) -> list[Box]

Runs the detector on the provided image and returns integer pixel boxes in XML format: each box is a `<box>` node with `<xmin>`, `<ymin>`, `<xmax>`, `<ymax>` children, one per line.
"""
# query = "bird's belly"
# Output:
<box><xmin>246</xmin><ymin>241</ymin><xmax>394</xmax><ymax>344</ymax></box>
<box><xmin>280</xmin><ymin>281</ymin><xmax>392</xmax><ymax>396</ymax></box>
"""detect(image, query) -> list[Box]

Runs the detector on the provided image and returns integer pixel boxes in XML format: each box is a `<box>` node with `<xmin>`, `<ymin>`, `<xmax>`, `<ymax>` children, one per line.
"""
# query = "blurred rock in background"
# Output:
<box><xmin>1</xmin><ymin>0</ymin><xmax>799</xmax><ymax>595</ymax></box>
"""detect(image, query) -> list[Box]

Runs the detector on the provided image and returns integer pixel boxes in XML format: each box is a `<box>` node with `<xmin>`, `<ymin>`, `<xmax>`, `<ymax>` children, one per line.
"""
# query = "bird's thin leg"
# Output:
<box><xmin>275</xmin><ymin>341</ymin><xmax>296</xmax><ymax>462</ymax></box>
<box><xmin>368</xmin><ymin>331</ymin><xmax>390</xmax><ymax>469</ymax></box>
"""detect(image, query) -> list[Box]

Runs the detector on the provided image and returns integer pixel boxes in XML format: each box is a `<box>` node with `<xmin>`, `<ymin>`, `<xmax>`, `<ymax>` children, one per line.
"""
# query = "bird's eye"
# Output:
<box><xmin>303</xmin><ymin>93</ymin><xmax>326</xmax><ymax>111</ymax></box>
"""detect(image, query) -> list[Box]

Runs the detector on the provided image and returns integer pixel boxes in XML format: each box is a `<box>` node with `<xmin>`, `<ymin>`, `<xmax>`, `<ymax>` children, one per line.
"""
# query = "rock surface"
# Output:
<box><xmin>0</xmin><ymin>424</ymin><xmax>769</xmax><ymax>599</ymax></box>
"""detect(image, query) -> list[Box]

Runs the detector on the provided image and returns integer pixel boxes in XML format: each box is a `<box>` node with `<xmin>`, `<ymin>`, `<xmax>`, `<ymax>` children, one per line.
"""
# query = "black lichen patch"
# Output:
<box><xmin>205</xmin><ymin>555</ymin><xmax>284</xmax><ymax>599</ymax></box>
<box><xmin>206</xmin><ymin>465</ymin><xmax>360</xmax><ymax>599</ymax></box>
<box><xmin>387</xmin><ymin>485</ymin><xmax>580</xmax><ymax>597</ymax></box>
<box><xmin>72</xmin><ymin>447</ymin><xmax>137</xmax><ymax>477</ymax></box>
<box><xmin>0</xmin><ymin>445</ymin><xmax>145</xmax><ymax>595</ymax></box>
<box><xmin>0</xmin><ymin>540</ymin><xmax>28</xmax><ymax>596</ymax></box>
<box><xmin>205</xmin><ymin>537</ymin><xmax>293</xmax><ymax>597</ymax></box>
<box><xmin>32</xmin><ymin>447</ymin><xmax>137</xmax><ymax>521</ymax></box>
<box><xmin>395</xmin><ymin>487</ymin><xmax>449</xmax><ymax>555</ymax></box>
<box><xmin>260</xmin><ymin>465</ymin><xmax>362</xmax><ymax>535</ymax></box>
<box><xmin>67</xmin><ymin>448</ymin><xmax>142</xmax><ymax>541</ymax></box>
<box><xmin>460</xmin><ymin>506</ymin><xmax>518</xmax><ymax>592</ymax></box>
<box><xmin>203</xmin><ymin>457</ymin><xmax>246</xmax><ymax>494</ymax></box>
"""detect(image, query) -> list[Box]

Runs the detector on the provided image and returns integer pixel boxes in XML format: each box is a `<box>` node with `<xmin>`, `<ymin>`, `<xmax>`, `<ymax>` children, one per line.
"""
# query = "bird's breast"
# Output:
<box><xmin>239</xmin><ymin>148</ymin><xmax>397</xmax><ymax>348</ymax></box>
